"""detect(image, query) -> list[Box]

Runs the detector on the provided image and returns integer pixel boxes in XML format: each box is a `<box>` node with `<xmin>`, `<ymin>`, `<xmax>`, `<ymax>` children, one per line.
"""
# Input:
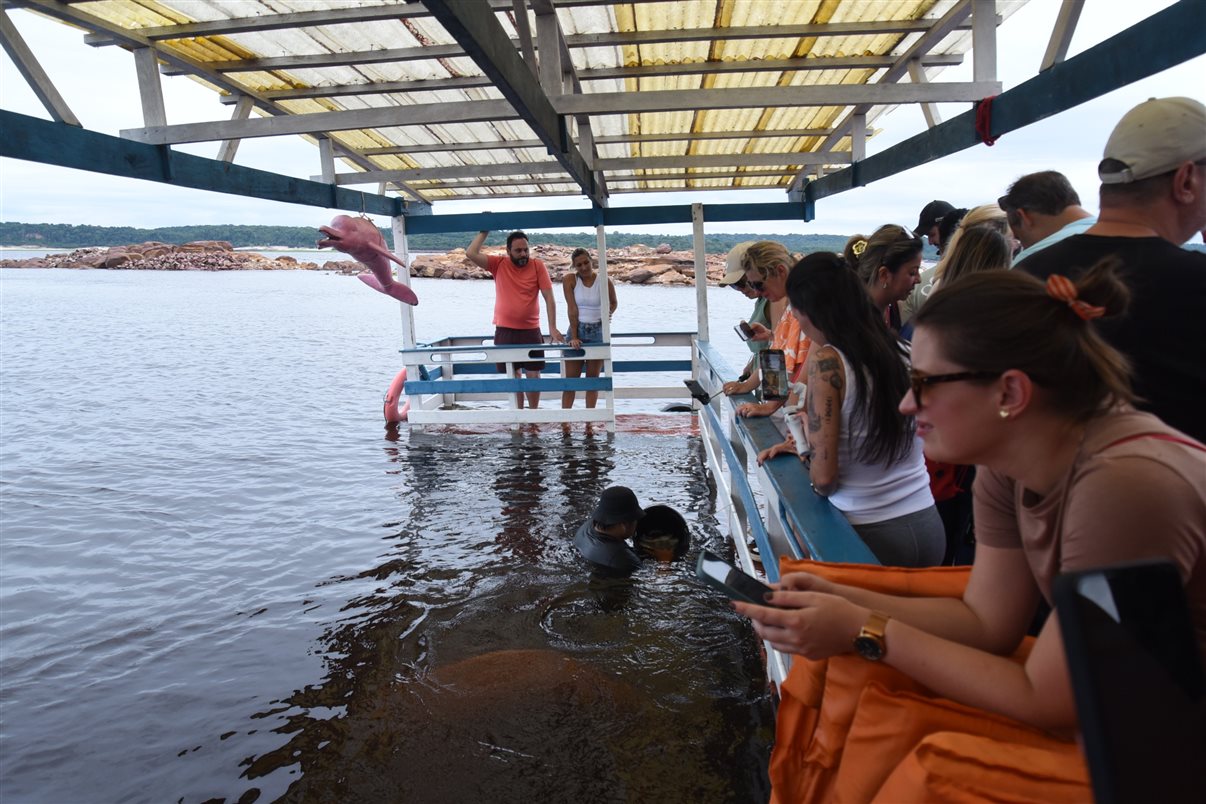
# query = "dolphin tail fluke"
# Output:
<box><xmin>358</xmin><ymin>273</ymin><xmax>418</xmax><ymax>305</ymax></box>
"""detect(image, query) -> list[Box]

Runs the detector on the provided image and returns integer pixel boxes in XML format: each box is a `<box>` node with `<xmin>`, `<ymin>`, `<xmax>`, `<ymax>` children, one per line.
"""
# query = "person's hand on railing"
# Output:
<box><xmin>756</xmin><ymin>437</ymin><xmax>799</xmax><ymax>465</ymax></box>
<box><xmin>736</xmin><ymin>400</ymin><xmax>782</xmax><ymax>418</ymax></box>
<box><xmin>748</xmin><ymin>322</ymin><xmax>773</xmax><ymax>342</ymax></box>
<box><xmin>549</xmin><ymin>327</ymin><xmax>565</xmax><ymax>344</ymax></box>
<box><xmin>569</xmin><ymin>336</ymin><xmax>581</xmax><ymax>349</ymax></box>
<box><xmin>723</xmin><ymin>377</ymin><xmax>758</xmax><ymax>396</ymax></box>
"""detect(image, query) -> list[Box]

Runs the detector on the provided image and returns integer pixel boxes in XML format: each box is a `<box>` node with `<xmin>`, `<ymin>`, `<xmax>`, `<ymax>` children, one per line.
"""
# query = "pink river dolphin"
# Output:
<box><xmin>317</xmin><ymin>215</ymin><xmax>419</xmax><ymax>306</ymax></box>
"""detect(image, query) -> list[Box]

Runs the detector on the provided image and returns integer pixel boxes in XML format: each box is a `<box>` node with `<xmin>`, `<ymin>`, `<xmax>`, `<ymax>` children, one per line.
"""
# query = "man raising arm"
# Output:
<box><xmin>467</xmin><ymin>230</ymin><xmax>563</xmax><ymax>409</ymax></box>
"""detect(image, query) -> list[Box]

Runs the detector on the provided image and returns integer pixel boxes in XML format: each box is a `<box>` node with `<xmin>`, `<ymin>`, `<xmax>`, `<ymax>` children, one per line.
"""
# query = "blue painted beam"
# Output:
<box><xmin>807</xmin><ymin>0</ymin><xmax>1206</xmax><ymax>202</ymax></box>
<box><xmin>401</xmin><ymin>201</ymin><xmax>810</xmax><ymax>234</ymax></box>
<box><xmin>405</xmin><ymin>378</ymin><xmax>612</xmax><ymax>394</ymax></box>
<box><xmin>0</xmin><ymin>110</ymin><xmax>401</xmax><ymax>217</ymax></box>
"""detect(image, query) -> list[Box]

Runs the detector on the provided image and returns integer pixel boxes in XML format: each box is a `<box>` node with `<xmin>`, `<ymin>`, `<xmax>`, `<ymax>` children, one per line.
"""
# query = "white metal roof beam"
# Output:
<box><xmin>219</xmin><ymin>76</ymin><xmax>495</xmax><ymax>103</ymax></box>
<box><xmin>219</xmin><ymin>53</ymin><xmax>965</xmax><ymax>104</ymax></box>
<box><xmin>355</xmin><ymin>126</ymin><xmax>839</xmax><ymax>155</ymax></box>
<box><xmin>563</xmin><ymin>18</ymin><xmax>978</xmax><ymax>47</ymax></box>
<box><xmin>170</xmin><ymin>44</ymin><xmax>464</xmax><ymax>75</ymax></box>
<box><xmin>581</xmin><ymin>52</ymin><xmax>964</xmax><ymax>80</ymax></box>
<box><xmin>1041</xmin><ymin>0</ymin><xmax>1084</xmax><ymax>70</ymax></box>
<box><xmin>71</xmin><ymin>0</ymin><xmax>670</xmax><ymax>42</ymax></box>
<box><xmin>555</xmin><ymin>82</ymin><xmax>1001</xmax><ymax>115</ymax></box>
<box><xmin>14</xmin><ymin>0</ymin><xmax>435</xmax><ymax>204</ymax></box>
<box><xmin>327</xmin><ymin>151</ymin><xmax>851</xmax><ymax>184</ymax></box>
<box><xmin>789</xmin><ymin>0</ymin><xmax>979</xmax><ymax>195</ymax></box>
<box><xmin>907</xmin><ymin>60</ymin><xmax>943</xmax><ymax>128</ymax></box>
<box><xmin>0</xmin><ymin>8</ymin><xmax>80</xmax><ymax>125</ymax></box>
<box><xmin>120</xmin><ymin>100</ymin><xmax>518</xmax><ymax>144</ymax></box>
<box><xmin>422</xmin><ymin>0</ymin><xmax>603</xmax><ymax>205</ymax></box>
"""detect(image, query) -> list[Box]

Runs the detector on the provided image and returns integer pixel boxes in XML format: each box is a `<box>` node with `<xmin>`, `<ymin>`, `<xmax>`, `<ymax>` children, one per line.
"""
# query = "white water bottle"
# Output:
<box><xmin>784</xmin><ymin>383</ymin><xmax>811</xmax><ymax>457</ymax></box>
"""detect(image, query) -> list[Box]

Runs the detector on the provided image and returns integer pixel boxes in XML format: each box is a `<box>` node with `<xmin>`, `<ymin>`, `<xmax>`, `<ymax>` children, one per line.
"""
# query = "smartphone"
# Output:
<box><xmin>734</xmin><ymin>321</ymin><xmax>755</xmax><ymax>341</ymax></box>
<box><xmin>696</xmin><ymin>549</ymin><xmax>775</xmax><ymax>605</ymax></box>
<box><xmin>683</xmin><ymin>379</ymin><xmax>711</xmax><ymax>405</ymax></box>
<box><xmin>1054</xmin><ymin>561</ymin><xmax>1204</xmax><ymax>804</ymax></box>
<box><xmin>758</xmin><ymin>349</ymin><xmax>788</xmax><ymax>401</ymax></box>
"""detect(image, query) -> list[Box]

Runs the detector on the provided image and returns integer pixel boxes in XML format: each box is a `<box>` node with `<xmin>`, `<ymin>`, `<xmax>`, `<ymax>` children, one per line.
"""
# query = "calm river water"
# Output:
<box><xmin>0</xmin><ymin>268</ymin><xmax>770</xmax><ymax>803</ymax></box>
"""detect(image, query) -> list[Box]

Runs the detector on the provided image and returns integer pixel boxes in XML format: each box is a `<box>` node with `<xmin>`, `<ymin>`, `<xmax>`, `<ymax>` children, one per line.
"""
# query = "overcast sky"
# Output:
<box><xmin>1</xmin><ymin>1</ymin><xmax>1203</xmax><ymax>237</ymax></box>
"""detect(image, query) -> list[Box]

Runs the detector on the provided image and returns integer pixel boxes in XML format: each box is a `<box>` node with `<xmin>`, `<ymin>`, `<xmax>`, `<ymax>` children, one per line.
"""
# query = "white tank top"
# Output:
<box><xmin>573</xmin><ymin>274</ymin><xmax>604</xmax><ymax>324</ymax></box>
<box><xmin>822</xmin><ymin>345</ymin><xmax>934</xmax><ymax>524</ymax></box>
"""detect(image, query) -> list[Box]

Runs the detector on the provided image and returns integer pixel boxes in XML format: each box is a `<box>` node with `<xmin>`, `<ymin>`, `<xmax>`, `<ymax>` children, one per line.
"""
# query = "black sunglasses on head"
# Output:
<box><xmin>908</xmin><ymin>370</ymin><xmax>1000</xmax><ymax>407</ymax></box>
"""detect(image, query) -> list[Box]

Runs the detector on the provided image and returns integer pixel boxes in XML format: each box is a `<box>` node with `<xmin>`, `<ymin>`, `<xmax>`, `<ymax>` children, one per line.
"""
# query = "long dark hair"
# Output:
<box><xmin>787</xmin><ymin>252</ymin><xmax>914</xmax><ymax>466</ymax></box>
<box><xmin>913</xmin><ymin>260</ymin><xmax>1134</xmax><ymax>421</ymax></box>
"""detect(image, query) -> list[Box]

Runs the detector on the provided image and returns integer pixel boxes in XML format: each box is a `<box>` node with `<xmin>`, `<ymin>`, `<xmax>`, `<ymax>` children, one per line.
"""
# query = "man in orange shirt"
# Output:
<box><xmin>467</xmin><ymin>230</ymin><xmax>564</xmax><ymax>409</ymax></box>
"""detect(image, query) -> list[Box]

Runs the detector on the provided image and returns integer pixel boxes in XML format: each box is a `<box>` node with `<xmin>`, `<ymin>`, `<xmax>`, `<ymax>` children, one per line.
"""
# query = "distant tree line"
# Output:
<box><xmin>2</xmin><ymin>221</ymin><xmax>877</xmax><ymax>256</ymax></box>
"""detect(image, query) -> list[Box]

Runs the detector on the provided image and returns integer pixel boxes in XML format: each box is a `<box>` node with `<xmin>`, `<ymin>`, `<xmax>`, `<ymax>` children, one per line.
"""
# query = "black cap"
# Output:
<box><xmin>592</xmin><ymin>486</ymin><xmax>645</xmax><ymax>525</ymax></box>
<box><xmin>914</xmin><ymin>200</ymin><xmax>956</xmax><ymax>235</ymax></box>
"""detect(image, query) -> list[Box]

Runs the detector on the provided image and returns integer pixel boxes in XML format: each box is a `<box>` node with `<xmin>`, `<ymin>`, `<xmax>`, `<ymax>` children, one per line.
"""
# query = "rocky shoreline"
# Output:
<box><xmin>0</xmin><ymin>240</ymin><xmax>730</xmax><ymax>287</ymax></box>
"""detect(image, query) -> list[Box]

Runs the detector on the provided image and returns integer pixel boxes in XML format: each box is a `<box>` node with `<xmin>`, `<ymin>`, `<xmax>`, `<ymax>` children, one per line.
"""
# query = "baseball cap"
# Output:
<box><xmin>914</xmin><ymin>200</ymin><xmax>956</xmax><ymax>235</ymax></box>
<box><xmin>592</xmin><ymin>486</ymin><xmax>645</xmax><ymax>525</ymax></box>
<box><xmin>719</xmin><ymin>241</ymin><xmax>756</xmax><ymax>285</ymax></box>
<box><xmin>1099</xmin><ymin>97</ymin><xmax>1206</xmax><ymax>184</ymax></box>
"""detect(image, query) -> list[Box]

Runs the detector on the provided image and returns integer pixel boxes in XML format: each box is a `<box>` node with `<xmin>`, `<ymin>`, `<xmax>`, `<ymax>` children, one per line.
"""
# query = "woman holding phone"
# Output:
<box><xmin>760</xmin><ymin>252</ymin><xmax>941</xmax><ymax>567</ymax></box>
<box><xmin>736</xmin><ymin>263</ymin><xmax>1206</xmax><ymax>799</ymax></box>
<box><xmin>720</xmin><ymin>240</ymin><xmax>810</xmax><ymax>418</ymax></box>
<box><xmin>561</xmin><ymin>248</ymin><xmax>617</xmax><ymax>409</ymax></box>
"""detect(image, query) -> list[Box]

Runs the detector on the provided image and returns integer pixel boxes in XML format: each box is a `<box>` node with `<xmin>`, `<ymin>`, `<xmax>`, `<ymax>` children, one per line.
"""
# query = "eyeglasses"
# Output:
<box><xmin>729</xmin><ymin>278</ymin><xmax>749</xmax><ymax>291</ymax></box>
<box><xmin>908</xmin><ymin>370</ymin><xmax>1000</xmax><ymax>407</ymax></box>
<box><xmin>747</xmin><ymin>279</ymin><xmax>766</xmax><ymax>292</ymax></box>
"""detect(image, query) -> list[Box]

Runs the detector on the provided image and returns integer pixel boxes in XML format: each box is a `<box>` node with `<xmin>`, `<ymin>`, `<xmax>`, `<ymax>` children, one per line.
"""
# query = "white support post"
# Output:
<box><xmin>0</xmin><ymin>9</ymin><xmax>80</xmax><ymax>126</ymax></box>
<box><xmin>907</xmin><ymin>60</ymin><xmax>943</xmax><ymax>128</ymax></box>
<box><xmin>597</xmin><ymin>223</ymin><xmax>615</xmax><ymax>431</ymax></box>
<box><xmin>691</xmin><ymin>203</ymin><xmax>709</xmax><ymax>344</ymax></box>
<box><xmin>133</xmin><ymin>47</ymin><xmax>166</xmax><ymax>128</ymax></box>
<box><xmin>511</xmin><ymin>0</ymin><xmax>538</xmax><ymax>77</ymax></box>
<box><xmin>217</xmin><ymin>94</ymin><xmax>253</xmax><ymax>162</ymax></box>
<box><xmin>971</xmin><ymin>0</ymin><xmax>998</xmax><ymax>84</ymax></box>
<box><xmin>534</xmin><ymin>9</ymin><xmax>562</xmax><ymax>96</ymax></box>
<box><xmin>850</xmin><ymin>113</ymin><xmax>867</xmax><ymax>162</ymax></box>
<box><xmin>318</xmin><ymin>137</ymin><xmax>336</xmax><ymax>183</ymax></box>
<box><xmin>391</xmin><ymin>216</ymin><xmax>416</xmax><ymax>352</ymax></box>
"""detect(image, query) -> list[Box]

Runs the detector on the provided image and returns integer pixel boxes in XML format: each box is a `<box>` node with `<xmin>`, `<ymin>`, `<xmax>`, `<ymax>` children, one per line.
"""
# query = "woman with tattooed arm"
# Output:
<box><xmin>759</xmin><ymin>252</ymin><xmax>943</xmax><ymax>566</ymax></box>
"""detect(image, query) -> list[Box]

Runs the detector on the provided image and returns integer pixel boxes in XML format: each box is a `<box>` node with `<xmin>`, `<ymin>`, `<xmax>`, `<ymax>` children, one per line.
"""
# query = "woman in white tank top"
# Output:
<box><xmin>760</xmin><ymin>252</ymin><xmax>942</xmax><ymax>567</ymax></box>
<box><xmin>562</xmin><ymin>248</ymin><xmax>618</xmax><ymax>409</ymax></box>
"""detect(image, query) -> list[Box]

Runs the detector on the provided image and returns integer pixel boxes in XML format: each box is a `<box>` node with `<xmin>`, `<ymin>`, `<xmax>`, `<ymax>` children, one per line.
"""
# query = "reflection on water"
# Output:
<box><xmin>0</xmin><ymin>271</ymin><xmax>770</xmax><ymax>803</ymax></box>
<box><xmin>239</xmin><ymin>428</ymin><xmax>772</xmax><ymax>803</ymax></box>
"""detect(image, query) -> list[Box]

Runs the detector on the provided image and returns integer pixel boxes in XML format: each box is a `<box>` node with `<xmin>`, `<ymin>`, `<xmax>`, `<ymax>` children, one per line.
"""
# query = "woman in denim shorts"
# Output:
<box><xmin>562</xmin><ymin>248</ymin><xmax>618</xmax><ymax>409</ymax></box>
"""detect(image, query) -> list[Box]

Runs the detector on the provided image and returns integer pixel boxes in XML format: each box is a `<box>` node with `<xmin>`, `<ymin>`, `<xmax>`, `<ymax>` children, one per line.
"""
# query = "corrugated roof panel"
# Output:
<box><xmin>19</xmin><ymin>0</ymin><xmax>1025</xmax><ymax>202</ymax></box>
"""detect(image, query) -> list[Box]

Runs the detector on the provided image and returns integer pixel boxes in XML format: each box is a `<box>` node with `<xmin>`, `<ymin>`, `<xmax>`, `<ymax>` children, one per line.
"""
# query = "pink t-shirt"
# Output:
<box><xmin>486</xmin><ymin>254</ymin><xmax>552</xmax><ymax>330</ymax></box>
<box><xmin>975</xmin><ymin>408</ymin><xmax>1206</xmax><ymax>664</ymax></box>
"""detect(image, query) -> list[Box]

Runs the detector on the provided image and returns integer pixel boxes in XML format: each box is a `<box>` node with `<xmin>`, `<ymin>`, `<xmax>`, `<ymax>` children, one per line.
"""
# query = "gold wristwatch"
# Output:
<box><xmin>853</xmin><ymin>611</ymin><xmax>890</xmax><ymax>661</ymax></box>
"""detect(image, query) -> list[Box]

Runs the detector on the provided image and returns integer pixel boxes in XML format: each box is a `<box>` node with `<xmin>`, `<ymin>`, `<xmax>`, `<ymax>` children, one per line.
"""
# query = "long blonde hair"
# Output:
<box><xmin>933</xmin><ymin>204</ymin><xmax>1010</xmax><ymax>281</ymax></box>
<box><xmin>740</xmin><ymin>240</ymin><xmax>792</xmax><ymax>279</ymax></box>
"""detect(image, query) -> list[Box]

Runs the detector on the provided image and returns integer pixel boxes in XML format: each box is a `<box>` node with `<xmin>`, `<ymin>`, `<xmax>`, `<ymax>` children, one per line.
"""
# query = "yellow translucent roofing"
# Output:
<box><xmin>19</xmin><ymin>0</ymin><xmax>1024</xmax><ymax>206</ymax></box>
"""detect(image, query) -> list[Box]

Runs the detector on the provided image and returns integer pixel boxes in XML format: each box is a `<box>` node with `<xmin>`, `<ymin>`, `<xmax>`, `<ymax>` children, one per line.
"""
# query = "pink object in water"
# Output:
<box><xmin>384</xmin><ymin>367</ymin><xmax>410</xmax><ymax>423</ymax></box>
<box><xmin>317</xmin><ymin>215</ymin><xmax>419</xmax><ymax>306</ymax></box>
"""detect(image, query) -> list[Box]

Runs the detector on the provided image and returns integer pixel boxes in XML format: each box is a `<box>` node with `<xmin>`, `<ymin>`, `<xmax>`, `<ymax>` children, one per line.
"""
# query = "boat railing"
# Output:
<box><xmin>692</xmin><ymin>339</ymin><xmax>878</xmax><ymax>690</ymax></box>
<box><xmin>398</xmin><ymin>331</ymin><xmax>696</xmax><ymax>427</ymax></box>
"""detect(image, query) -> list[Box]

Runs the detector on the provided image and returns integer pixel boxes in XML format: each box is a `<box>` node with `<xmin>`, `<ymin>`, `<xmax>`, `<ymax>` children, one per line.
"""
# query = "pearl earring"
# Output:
<box><xmin>999</xmin><ymin>409</ymin><xmax>1010</xmax><ymax>419</ymax></box>
<box><xmin>882</xmin><ymin>282</ymin><xmax>888</xmax><ymax>289</ymax></box>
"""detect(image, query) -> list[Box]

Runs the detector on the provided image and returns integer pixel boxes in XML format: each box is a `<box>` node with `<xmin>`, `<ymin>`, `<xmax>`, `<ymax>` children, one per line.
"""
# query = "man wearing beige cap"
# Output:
<box><xmin>1018</xmin><ymin>96</ymin><xmax>1206</xmax><ymax>441</ymax></box>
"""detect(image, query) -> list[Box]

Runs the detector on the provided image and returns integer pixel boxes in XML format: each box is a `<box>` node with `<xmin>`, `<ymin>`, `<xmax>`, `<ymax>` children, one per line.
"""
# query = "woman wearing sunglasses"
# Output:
<box><xmin>720</xmin><ymin>241</ymin><xmax>810</xmax><ymax>419</ymax></box>
<box><xmin>760</xmin><ymin>252</ymin><xmax>942</xmax><ymax>567</ymax></box>
<box><xmin>735</xmin><ymin>262</ymin><xmax>1205</xmax><ymax>798</ymax></box>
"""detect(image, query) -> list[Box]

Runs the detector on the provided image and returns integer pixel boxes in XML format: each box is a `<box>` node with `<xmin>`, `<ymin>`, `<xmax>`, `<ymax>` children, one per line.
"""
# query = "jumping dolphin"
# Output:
<box><xmin>317</xmin><ymin>215</ymin><xmax>419</xmax><ymax>305</ymax></box>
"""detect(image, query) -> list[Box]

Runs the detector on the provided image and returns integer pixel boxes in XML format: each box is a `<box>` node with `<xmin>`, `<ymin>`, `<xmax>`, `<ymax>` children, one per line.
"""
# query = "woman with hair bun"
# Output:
<box><xmin>735</xmin><ymin>261</ymin><xmax>1205</xmax><ymax>798</ymax></box>
<box><xmin>844</xmin><ymin>225</ymin><xmax>925</xmax><ymax>333</ymax></box>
